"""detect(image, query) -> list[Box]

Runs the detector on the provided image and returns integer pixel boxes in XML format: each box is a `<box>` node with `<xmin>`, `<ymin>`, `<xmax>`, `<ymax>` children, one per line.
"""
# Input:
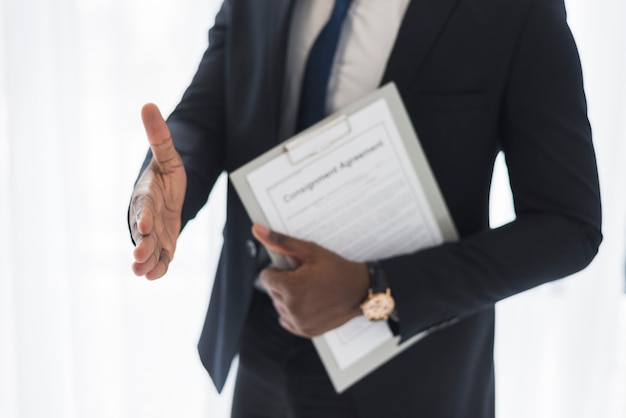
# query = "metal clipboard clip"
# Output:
<box><xmin>284</xmin><ymin>115</ymin><xmax>351</xmax><ymax>164</ymax></box>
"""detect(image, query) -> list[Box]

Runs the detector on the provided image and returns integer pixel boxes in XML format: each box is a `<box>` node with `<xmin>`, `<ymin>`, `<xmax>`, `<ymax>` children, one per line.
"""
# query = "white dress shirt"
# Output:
<box><xmin>280</xmin><ymin>0</ymin><xmax>411</xmax><ymax>138</ymax></box>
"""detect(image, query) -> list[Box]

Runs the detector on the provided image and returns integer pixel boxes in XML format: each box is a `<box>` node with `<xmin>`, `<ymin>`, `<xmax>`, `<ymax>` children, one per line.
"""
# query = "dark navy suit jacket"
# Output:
<box><xmin>136</xmin><ymin>0</ymin><xmax>602</xmax><ymax>416</ymax></box>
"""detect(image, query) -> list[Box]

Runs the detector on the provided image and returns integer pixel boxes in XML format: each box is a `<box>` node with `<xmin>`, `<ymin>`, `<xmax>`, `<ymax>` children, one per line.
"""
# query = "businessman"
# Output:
<box><xmin>129</xmin><ymin>0</ymin><xmax>602</xmax><ymax>417</ymax></box>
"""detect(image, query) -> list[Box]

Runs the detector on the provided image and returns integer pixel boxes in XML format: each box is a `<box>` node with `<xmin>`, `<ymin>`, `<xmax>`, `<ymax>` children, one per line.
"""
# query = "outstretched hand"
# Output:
<box><xmin>130</xmin><ymin>104</ymin><xmax>187</xmax><ymax>280</ymax></box>
<box><xmin>252</xmin><ymin>224</ymin><xmax>369</xmax><ymax>338</ymax></box>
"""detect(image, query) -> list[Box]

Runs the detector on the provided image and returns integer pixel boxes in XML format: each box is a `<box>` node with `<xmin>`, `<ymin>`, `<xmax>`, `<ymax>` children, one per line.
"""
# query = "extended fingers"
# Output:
<box><xmin>134</xmin><ymin>197</ymin><xmax>155</xmax><ymax>236</ymax></box>
<box><xmin>129</xmin><ymin>190</ymin><xmax>157</xmax><ymax>248</ymax></box>
<box><xmin>145</xmin><ymin>249</ymin><xmax>171</xmax><ymax>280</ymax></box>
<box><xmin>132</xmin><ymin>241</ymin><xmax>171</xmax><ymax>280</ymax></box>
<box><xmin>133</xmin><ymin>232</ymin><xmax>157</xmax><ymax>264</ymax></box>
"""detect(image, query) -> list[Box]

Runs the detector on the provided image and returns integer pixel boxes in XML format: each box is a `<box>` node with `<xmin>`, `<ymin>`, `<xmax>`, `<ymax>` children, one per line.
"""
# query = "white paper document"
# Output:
<box><xmin>230</xmin><ymin>83</ymin><xmax>457</xmax><ymax>392</ymax></box>
<box><xmin>246</xmin><ymin>98</ymin><xmax>444</xmax><ymax>369</ymax></box>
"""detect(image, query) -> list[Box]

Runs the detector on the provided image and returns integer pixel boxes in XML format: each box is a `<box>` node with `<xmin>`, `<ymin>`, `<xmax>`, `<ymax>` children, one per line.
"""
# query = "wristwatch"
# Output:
<box><xmin>360</xmin><ymin>261</ymin><xmax>396</xmax><ymax>321</ymax></box>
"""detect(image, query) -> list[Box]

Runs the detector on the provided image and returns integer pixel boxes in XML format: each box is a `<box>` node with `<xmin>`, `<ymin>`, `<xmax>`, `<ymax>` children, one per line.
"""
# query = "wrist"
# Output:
<box><xmin>360</xmin><ymin>261</ymin><xmax>396</xmax><ymax>321</ymax></box>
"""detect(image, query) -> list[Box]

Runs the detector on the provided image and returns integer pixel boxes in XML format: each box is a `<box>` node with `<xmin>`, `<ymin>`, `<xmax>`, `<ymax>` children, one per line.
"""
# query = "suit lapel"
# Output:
<box><xmin>382</xmin><ymin>0</ymin><xmax>461</xmax><ymax>90</ymax></box>
<box><xmin>265</xmin><ymin>0</ymin><xmax>296</xmax><ymax>143</ymax></box>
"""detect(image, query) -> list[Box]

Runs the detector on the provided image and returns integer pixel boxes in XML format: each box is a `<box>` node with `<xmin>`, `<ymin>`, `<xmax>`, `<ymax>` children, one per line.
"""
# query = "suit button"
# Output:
<box><xmin>245</xmin><ymin>239</ymin><xmax>258</xmax><ymax>258</ymax></box>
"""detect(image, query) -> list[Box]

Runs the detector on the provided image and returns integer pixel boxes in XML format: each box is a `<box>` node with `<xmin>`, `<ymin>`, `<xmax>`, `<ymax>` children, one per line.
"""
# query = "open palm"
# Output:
<box><xmin>129</xmin><ymin>103</ymin><xmax>187</xmax><ymax>280</ymax></box>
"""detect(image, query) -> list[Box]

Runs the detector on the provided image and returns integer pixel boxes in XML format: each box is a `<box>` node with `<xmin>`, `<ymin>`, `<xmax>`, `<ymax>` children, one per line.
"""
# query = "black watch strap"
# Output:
<box><xmin>366</xmin><ymin>261</ymin><xmax>387</xmax><ymax>293</ymax></box>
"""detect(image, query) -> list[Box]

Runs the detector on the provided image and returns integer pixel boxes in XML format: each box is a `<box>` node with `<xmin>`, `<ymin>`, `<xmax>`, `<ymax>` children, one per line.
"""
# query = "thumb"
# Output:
<box><xmin>141</xmin><ymin>103</ymin><xmax>180</xmax><ymax>170</ymax></box>
<box><xmin>252</xmin><ymin>224</ymin><xmax>315</xmax><ymax>261</ymax></box>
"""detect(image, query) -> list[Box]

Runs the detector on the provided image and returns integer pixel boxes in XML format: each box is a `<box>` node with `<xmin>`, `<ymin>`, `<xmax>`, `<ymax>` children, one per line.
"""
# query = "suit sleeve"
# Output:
<box><xmin>384</xmin><ymin>0</ymin><xmax>602</xmax><ymax>340</ymax></box>
<box><xmin>135</xmin><ymin>0</ymin><xmax>232</xmax><ymax>230</ymax></box>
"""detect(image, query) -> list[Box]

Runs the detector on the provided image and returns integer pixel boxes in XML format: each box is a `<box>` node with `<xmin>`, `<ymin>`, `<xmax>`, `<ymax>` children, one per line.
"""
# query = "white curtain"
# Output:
<box><xmin>0</xmin><ymin>1</ymin><xmax>623</xmax><ymax>417</ymax></box>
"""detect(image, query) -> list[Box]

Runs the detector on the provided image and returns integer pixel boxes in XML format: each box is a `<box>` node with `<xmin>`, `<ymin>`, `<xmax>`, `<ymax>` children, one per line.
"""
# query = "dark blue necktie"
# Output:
<box><xmin>297</xmin><ymin>0</ymin><xmax>353</xmax><ymax>131</ymax></box>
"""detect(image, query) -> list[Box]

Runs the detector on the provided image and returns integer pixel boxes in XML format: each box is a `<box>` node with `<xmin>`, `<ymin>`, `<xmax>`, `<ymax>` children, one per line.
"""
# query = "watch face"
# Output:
<box><xmin>362</xmin><ymin>293</ymin><xmax>395</xmax><ymax>320</ymax></box>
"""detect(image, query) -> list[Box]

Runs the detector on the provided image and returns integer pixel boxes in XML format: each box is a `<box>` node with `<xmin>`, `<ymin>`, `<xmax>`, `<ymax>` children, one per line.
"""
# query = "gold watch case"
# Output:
<box><xmin>360</xmin><ymin>288</ymin><xmax>395</xmax><ymax>321</ymax></box>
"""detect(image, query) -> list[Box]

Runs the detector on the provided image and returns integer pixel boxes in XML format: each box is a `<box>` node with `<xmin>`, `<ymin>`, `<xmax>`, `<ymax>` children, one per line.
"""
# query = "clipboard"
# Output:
<box><xmin>230</xmin><ymin>83</ymin><xmax>458</xmax><ymax>392</ymax></box>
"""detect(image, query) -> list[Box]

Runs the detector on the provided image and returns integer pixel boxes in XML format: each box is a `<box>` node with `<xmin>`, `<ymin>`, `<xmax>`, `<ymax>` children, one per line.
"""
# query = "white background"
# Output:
<box><xmin>0</xmin><ymin>0</ymin><xmax>624</xmax><ymax>417</ymax></box>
